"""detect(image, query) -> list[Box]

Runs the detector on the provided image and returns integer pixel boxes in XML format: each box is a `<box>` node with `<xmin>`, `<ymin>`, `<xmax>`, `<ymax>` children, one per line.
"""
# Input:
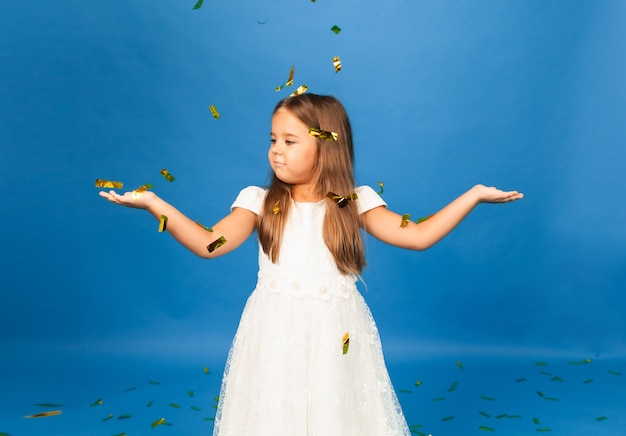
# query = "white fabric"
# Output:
<box><xmin>216</xmin><ymin>186</ymin><xmax>409</xmax><ymax>436</ymax></box>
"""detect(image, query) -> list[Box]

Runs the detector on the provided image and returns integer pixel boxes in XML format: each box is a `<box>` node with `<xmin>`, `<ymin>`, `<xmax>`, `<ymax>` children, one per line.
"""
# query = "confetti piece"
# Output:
<box><xmin>117</xmin><ymin>414</ymin><xmax>132</xmax><ymax>420</ymax></box>
<box><xmin>24</xmin><ymin>410</ymin><xmax>62</xmax><ymax>418</ymax></box>
<box><xmin>189</xmin><ymin>390</ymin><xmax>195</xmax><ymax>397</ymax></box>
<box><xmin>146</xmin><ymin>401</ymin><xmax>154</xmax><ymax>407</ymax></box>
<box><xmin>272</xmin><ymin>200</ymin><xmax>280</xmax><ymax>214</ymax></box>
<box><xmin>551</xmin><ymin>376</ymin><xmax>564</xmax><ymax>382</ymax></box>
<box><xmin>608</xmin><ymin>370</ymin><xmax>622</xmax><ymax>376</ymax></box>
<box><xmin>255</xmin><ymin>18</ymin><xmax>269</xmax><ymax>24</ymax></box>
<box><xmin>432</xmin><ymin>397</ymin><xmax>446</xmax><ymax>402</ymax></box>
<box><xmin>33</xmin><ymin>403</ymin><xmax>64</xmax><ymax>408</ymax></box>
<box><xmin>400</xmin><ymin>213</ymin><xmax>411</xmax><ymax>228</ymax></box>
<box><xmin>595</xmin><ymin>416</ymin><xmax>608</xmax><ymax>421</ymax></box>
<box><xmin>376</xmin><ymin>181</ymin><xmax>384</xmax><ymax>195</ymax></box>
<box><xmin>209</xmin><ymin>105</ymin><xmax>220</xmax><ymax>119</ymax></box>
<box><xmin>148</xmin><ymin>380</ymin><xmax>160</xmax><ymax>385</ymax></box>
<box><xmin>539</xmin><ymin>371</ymin><xmax>552</xmax><ymax>376</ymax></box>
<box><xmin>160</xmin><ymin>168</ymin><xmax>175</xmax><ymax>182</ymax></box>
<box><xmin>290</xmin><ymin>84</ymin><xmax>308</xmax><ymax>97</ymax></box>
<box><xmin>342</xmin><ymin>332</ymin><xmax>349</xmax><ymax>354</ymax></box>
<box><xmin>535</xmin><ymin>361</ymin><xmax>548</xmax><ymax>366</ymax></box>
<box><xmin>480</xmin><ymin>395</ymin><xmax>495</xmax><ymax>401</ymax></box>
<box><xmin>95</xmin><ymin>179</ymin><xmax>123</xmax><ymax>189</ymax></box>
<box><xmin>536</xmin><ymin>428</ymin><xmax>552</xmax><ymax>432</ymax></box>
<box><xmin>204</xmin><ymin>367</ymin><xmax>210</xmax><ymax>374</ymax></box>
<box><xmin>169</xmin><ymin>403</ymin><xmax>181</xmax><ymax>409</ymax></box>
<box><xmin>333</xmin><ymin>56</ymin><xmax>342</xmax><ymax>73</ymax></box>
<box><xmin>533</xmin><ymin>417</ymin><xmax>541</xmax><ymax>425</ymax></box>
<box><xmin>479</xmin><ymin>426</ymin><xmax>495</xmax><ymax>432</ymax></box>
<box><xmin>215</xmin><ymin>395</ymin><xmax>220</xmax><ymax>402</ymax></box>
<box><xmin>204</xmin><ymin>417</ymin><xmax>216</xmax><ymax>421</ymax></box>
<box><xmin>90</xmin><ymin>399</ymin><xmax>103</xmax><ymax>407</ymax></box>
<box><xmin>151</xmin><ymin>418</ymin><xmax>166</xmax><ymax>428</ymax></box>
<box><xmin>536</xmin><ymin>391</ymin><xmax>545</xmax><ymax>398</ymax></box>
<box><xmin>515</xmin><ymin>378</ymin><xmax>527</xmax><ymax>382</ymax></box>
<box><xmin>133</xmin><ymin>183</ymin><xmax>153</xmax><ymax>193</ymax></box>
<box><xmin>309</xmin><ymin>127</ymin><xmax>338</xmax><ymax>141</ymax></box>
<box><xmin>479</xmin><ymin>411</ymin><xmax>491</xmax><ymax>418</ymax></box>
<box><xmin>327</xmin><ymin>192</ymin><xmax>358</xmax><ymax>208</ymax></box>
<box><xmin>415</xmin><ymin>380</ymin><xmax>422</xmax><ymax>387</ymax></box>
<box><xmin>583</xmin><ymin>379</ymin><xmax>594</xmax><ymax>384</ymax></box>
<box><xmin>192</xmin><ymin>0</ymin><xmax>203</xmax><ymax>10</ymax></box>
<box><xmin>113</xmin><ymin>433</ymin><xmax>127</xmax><ymax>436</ymax></box>
<box><xmin>457</xmin><ymin>360</ymin><xmax>464</xmax><ymax>369</ymax></box>
<box><xmin>196</xmin><ymin>220</ymin><xmax>214</xmax><ymax>232</ymax></box>
<box><xmin>276</xmin><ymin>66</ymin><xmax>295</xmax><ymax>91</ymax></box>
<box><xmin>102</xmin><ymin>414</ymin><xmax>113</xmax><ymax>422</ymax></box>
<box><xmin>442</xmin><ymin>416</ymin><xmax>454</xmax><ymax>421</ymax></box>
<box><xmin>191</xmin><ymin>406</ymin><xmax>202</xmax><ymax>411</ymax></box>
<box><xmin>416</xmin><ymin>214</ymin><xmax>434</xmax><ymax>224</ymax></box>
<box><xmin>207</xmin><ymin>236</ymin><xmax>227</xmax><ymax>253</ymax></box>
<box><xmin>158</xmin><ymin>215</ymin><xmax>168</xmax><ymax>232</ymax></box>
<box><xmin>123</xmin><ymin>387</ymin><xmax>136</xmax><ymax>392</ymax></box>
<box><xmin>331</xmin><ymin>25</ymin><xmax>341</xmax><ymax>34</ymax></box>
<box><xmin>544</xmin><ymin>397</ymin><xmax>559</xmax><ymax>402</ymax></box>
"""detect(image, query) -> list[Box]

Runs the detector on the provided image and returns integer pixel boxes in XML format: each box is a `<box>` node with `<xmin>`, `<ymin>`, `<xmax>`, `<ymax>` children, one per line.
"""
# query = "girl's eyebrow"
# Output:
<box><xmin>270</xmin><ymin>132</ymin><xmax>300</xmax><ymax>138</ymax></box>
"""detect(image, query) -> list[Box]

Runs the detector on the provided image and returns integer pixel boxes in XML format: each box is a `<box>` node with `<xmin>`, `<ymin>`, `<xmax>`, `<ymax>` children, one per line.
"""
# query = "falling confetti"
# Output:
<box><xmin>207</xmin><ymin>236</ymin><xmax>227</xmax><ymax>253</ymax></box>
<box><xmin>209</xmin><ymin>105</ymin><xmax>220</xmax><ymax>119</ymax></box>
<box><xmin>342</xmin><ymin>332</ymin><xmax>350</xmax><ymax>354</ymax></box>
<box><xmin>95</xmin><ymin>179</ymin><xmax>123</xmax><ymax>189</ymax></box>
<box><xmin>290</xmin><ymin>84</ymin><xmax>308</xmax><ymax>97</ymax></box>
<box><xmin>102</xmin><ymin>414</ymin><xmax>113</xmax><ymax>422</ymax></box>
<box><xmin>160</xmin><ymin>168</ymin><xmax>175</xmax><ymax>182</ymax></box>
<box><xmin>276</xmin><ymin>66</ymin><xmax>295</xmax><ymax>91</ymax></box>
<box><xmin>331</xmin><ymin>25</ymin><xmax>341</xmax><ymax>34</ymax></box>
<box><xmin>479</xmin><ymin>426</ymin><xmax>496</xmax><ymax>432</ymax></box>
<box><xmin>133</xmin><ymin>183</ymin><xmax>153</xmax><ymax>193</ymax></box>
<box><xmin>192</xmin><ymin>0</ymin><xmax>203</xmax><ymax>9</ymax></box>
<box><xmin>90</xmin><ymin>399</ymin><xmax>103</xmax><ymax>407</ymax></box>
<box><xmin>376</xmin><ymin>181</ymin><xmax>384</xmax><ymax>195</ymax></box>
<box><xmin>255</xmin><ymin>18</ymin><xmax>269</xmax><ymax>24</ymax></box>
<box><xmin>23</xmin><ymin>410</ymin><xmax>62</xmax><ymax>419</ymax></box>
<box><xmin>332</xmin><ymin>56</ymin><xmax>342</xmax><ymax>73</ymax></box>
<box><xmin>117</xmin><ymin>414</ymin><xmax>132</xmax><ymax>420</ymax></box>
<box><xmin>158</xmin><ymin>215</ymin><xmax>168</xmax><ymax>232</ymax></box>
<box><xmin>151</xmin><ymin>418</ymin><xmax>167</xmax><ymax>428</ymax></box>
<box><xmin>309</xmin><ymin>127</ymin><xmax>338</xmax><ymax>141</ymax></box>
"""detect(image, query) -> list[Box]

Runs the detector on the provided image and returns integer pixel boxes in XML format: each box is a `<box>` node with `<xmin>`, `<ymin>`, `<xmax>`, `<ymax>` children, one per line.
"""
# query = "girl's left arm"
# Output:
<box><xmin>361</xmin><ymin>184</ymin><xmax>523</xmax><ymax>250</ymax></box>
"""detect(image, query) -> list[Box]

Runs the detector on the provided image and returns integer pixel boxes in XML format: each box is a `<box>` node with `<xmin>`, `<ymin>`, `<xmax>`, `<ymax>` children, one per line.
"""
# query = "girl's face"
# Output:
<box><xmin>269</xmin><ymin>108</ymin><xmax>319</xmax><ymax>187</ymax></box>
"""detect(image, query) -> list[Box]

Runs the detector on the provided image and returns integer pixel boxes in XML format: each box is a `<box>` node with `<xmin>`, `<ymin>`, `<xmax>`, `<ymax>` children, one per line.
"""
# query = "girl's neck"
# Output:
<box><xmin>291</xmin><ymin>185</ymin><xmax>322</xmax><ymax>203</ymax></box>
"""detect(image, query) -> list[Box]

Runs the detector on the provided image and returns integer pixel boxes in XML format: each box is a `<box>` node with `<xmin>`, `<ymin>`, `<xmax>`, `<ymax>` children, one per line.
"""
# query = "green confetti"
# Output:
<box><xmin>551</xmin><ymin>376</ymin><xmax>564</xmax><ymax>382</ymax></box>
<box><xmin>102</xmin><ymin>414</ymin><xmax>113</xmax><ymax>422</ymax></box>
<box><xmin>479</xmin><ymin>426</ymin><xmax>496</xmax><ymax>432</ymax></box>
<box><xmin>583</xmin><ymin>379</ymin><xmax>594</xmax><ymax>384</ymax></box>
<box><xmin>415</xmin><ymin>380</ymin><xmax>422</xmax><ymax>387</ymax></box>
<box><xmin>608</xmin><ymin>370</ymin><xmax>622</xmax><ymax>376</ymax></box>
<box><xmin>117</xmin><ymin>414</ymin><xmax>132</xmax><ymax>420</ymax></box>
<box><xmin>149</xmin><ymin>380</ymin><xmax>160</xmax><ymax>385</ymax></box>
<box><xmin>416</xmin><ymin>214</ymin><xmax>433</xmax><ymax>224</ymax></box>
<box><xmin>432</xmin><ymin>397</ymin><xmax>446</xmax><ymax>402</ymax></box>
<box><xmin>191</xmin><ymin>406</ymin><xmax>202</xmax><ymax>411</ymax></box>
<box><xmin>535</xmin><ymin>361</ymin><xmax>548</xmax><ymax>366</ymax></box>
<box><xmin>595</xmin><ymin>416</ymin><xmax>608</xmax><ymax>422</ymax></box>
<box><xmin>536</xmin><ymin>428</ymin><xmax>552</xmax><ymax>432</ymax></box>
<box><xmin>193</xmin><ymin>0</ymin><xmax>204</xmax><ymax>9</ymax></box>
<box><xmin>189</xmin><ymin>390</ymin><xmax>195</xmax><ymax>397</ymax></box>
<box><xmin>207</xmin><ymin>236</ymin><xmax>227</xmax><ymax>253</ymax></box>
<box><xmin>536</xmin><ymin>391</ymin><xmax>545</xmax><ymax>398</ymax></box>
<box><xmin>544</xmin><ymin>397</ymin><xmax>559</xmax><ymax>402</ymax></box>
<box><xmin>456</xmin><ymin>360</ymin><xmax>464</xmax><ymax>370</ymax></box>
<box><xmin>515</xmin><ymin>378</ymin><xmax>527</xmax><ymax>382</ymax></box>
<box><xmin>33</xmin><ymin>403</ymin><xmax>64</xmax><ymax>408</ymax></box>
<box><xmin>331</xmin><ymin>25</ymin><xmax>341</xmax><ymax>34</ymax></box>
<box><xmin>481</xmin><ymin>395</ymin><xmax>495</xmax><ymax>401</ymax></box>
<box><xmin>398</xmin><ymin>389</ymin><xmax>412</xmax><ymax>394</ymax></box>
<box><xmin>376</xmin><ymin>181</ymin><xmax>384</xmax><ymax>195</ymax></box>
<box><xmin>442</xmin><ymin>416</ymin><xmax>454</xmax><ymax>421</ymax></box>
<box><xmin>539</xmin><ymin>371</ymin><xmax>552</xmax><ymax>376</ymax></box>
<box><xmin>204</xmin><ymin>367</ymin><xmax>210</xmax><ymax>374</ymax></box>
<box><xmin>90</xmin><ymin>399</ymin><xmax>103</xmax><ymax>407</ymax></box>
<box><xmin>151</xmin><ymin>418</ymin><xmax>166</xmax><ymax>428</ymax></box>
<box><xmin>123</xmin><ymin>387</ymin><xmax>136</xmax><ymax>392</ymax></box>
<box><xmin>204</xmin><ymin>417</ymin><xmax>216</xmax><ymax>421</ymax></box>
<box><xmin>146</xmin><ymin>400</ymin><xmax>154</xmax><ymax>407</ymax></box>
<box><xmin>533</xmin><ymin>417</ymin><xmax>540</xmax><ymax>425</ymax></box>
<box><xmin>169</xmin><ymin>403</ymin><xmax>181</xmax><ymax>409</ymax></box>
<box><xmin>479</xmin><ymin>411</ymin><xmax>491</xmax><ymax>418</ymax></box>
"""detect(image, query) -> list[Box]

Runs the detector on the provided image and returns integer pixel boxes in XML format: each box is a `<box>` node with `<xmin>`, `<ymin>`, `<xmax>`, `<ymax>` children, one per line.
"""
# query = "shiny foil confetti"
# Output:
<box><xmin>193</xmin><ymin>0</ymin><xmax>204</xmax><ymax>10</ymax></box>
<box><xmin>90</xmin><ymin>399</ymin><xmax>103</xmax><ymax>407</ymax></box>
<box><xmin>158</xmin><ymin>215</ymin><xmax>168</xmax><ymax>232</ymax></box>
<box><xmin>290</xmin><ymin>84</ymin><xmax>308</xmax><ymax>97</ymax></box>
<box><xmin>400</xmin><ymin>213</ymin><xmax>411</xmax><ymax>228</ymax></box>
<box><xmin>152</xmin><ymin>418</ymin><xmax>166</xmax><ymax>428</ymax></box>
<box><xmin>331</xmin><ymin>25</ymin><xmax>341</xmax><ymax>34</ymax></box>
<box><xmin>24</xmin><ymin>410</ymin><xmax>62</xmax><ymax>419</ymax></box>
<box><xmin>417</xmin><ymin>214</ymin><xmax>434</xmax><ymax>224</ymax></box>
<box><xmin>207</xmin><ymin>236</ymin><xmax>227</xmax><ymax>253</ymax></box>
<box><xmin>160</xmin><ymin>168</ymin><xmax>175</xmax><ymax>182</ymax></box>
<box><xmin>377</xmin><ymin>181</ymin><xmax>384</xmax><ymax>195</ymax></box>
<box><xmin>327</xmin><ymin>192</ymin><xmax>358</xmax><ymax>208</ymax></box>
<box><xmin>272</xmin><ymin>200</ymin><xmax>280</xmax><ymax>214</ymax></box>
<box><xmin>333</xmin><ymin>56</ymin><xmax>342</xmax><ymax>73</ymax></box>
<box><xmin>95</xmin><ymin>179</ymin><xmax>123</xmax><ymax>189</ymax></box>
<box><xmin>275</xmin><ymin>66</ymin><xmax>295</xmax><ymax>91</ymax></box>
<box><xmin>342</xmin><ymin>332</ymin><xmax>349</xmax><ymax>354</ymax></box>
<box><xmin>209</xmin><ymin>105</ymin><xmax>220</xmax><ymax>119</ymax></box>
<box><xmin>196</xmin><ymin>220</ymin><xmax>214</xmax><ymax>232</ymax></box>
<box><xmin>309</xmin><ymin>127</ymin><xmax>338</xmax><ymax>142</ymax></box>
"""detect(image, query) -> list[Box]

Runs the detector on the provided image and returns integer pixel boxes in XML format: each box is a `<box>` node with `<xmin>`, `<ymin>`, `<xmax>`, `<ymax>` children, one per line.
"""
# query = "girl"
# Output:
<box><xmin>100</xmin><ymin>94</ymin><xmax>523</xmax><ymax>436</ymax></box>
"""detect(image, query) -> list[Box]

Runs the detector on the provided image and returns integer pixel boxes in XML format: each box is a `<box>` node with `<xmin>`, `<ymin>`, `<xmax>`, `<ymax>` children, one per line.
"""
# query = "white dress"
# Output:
<box><xmin>213</xmin><ymin>186</ymin><xmax>410</xmax><ymax>436</ymax></box>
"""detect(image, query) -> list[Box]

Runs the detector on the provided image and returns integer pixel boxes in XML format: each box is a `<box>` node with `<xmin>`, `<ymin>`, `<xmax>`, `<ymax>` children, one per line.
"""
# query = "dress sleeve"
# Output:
<box><xmin>230</xmin><ymin>186</ymin><xmax>267</xmax><ymax>215</ymax></box>
<box><xmin>355</xmin><ymin>185</ymin><xmax>387</xmax><ymax>214</ymax></box>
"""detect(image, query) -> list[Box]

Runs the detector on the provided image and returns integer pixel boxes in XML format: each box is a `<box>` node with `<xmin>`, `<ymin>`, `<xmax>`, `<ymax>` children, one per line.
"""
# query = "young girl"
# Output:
<box><xmin>100</xmin><ymin>94</ymin><xmax>522</xmax><ymax>436</ymax></box>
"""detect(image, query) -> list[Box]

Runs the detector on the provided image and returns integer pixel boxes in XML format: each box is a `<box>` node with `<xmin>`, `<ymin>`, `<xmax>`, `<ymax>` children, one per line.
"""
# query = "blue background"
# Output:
<box><xmin>1</xmin><ymin>0</ymin><xmax>625</xmax><ymax>434</ymax></box>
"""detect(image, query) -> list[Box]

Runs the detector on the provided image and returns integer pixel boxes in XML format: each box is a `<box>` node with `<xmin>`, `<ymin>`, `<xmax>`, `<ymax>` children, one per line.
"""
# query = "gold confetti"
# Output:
<box><xmin>309</xmin><ymin>127</ymin><xmax>338</xmax><ymax>142</ymax></box>
<box><xmin>275</xmin><ymin>66</ymin><xmax>295</xmax><ymax>91</ymax></box>
<box><xmin>290</xmin><ymin>84</ymin><xmax>308</xmax><ymax>97</ymax></box>
<box><xmin>327</xmin><ymin>192</ymin><xmax>358</xmax><ymax>208</ymax></box>
<box><xmin>376</xmin><ymin>181</ymin><xmax>384</xmax><ymax>195</ymax></box>
<box><xmin>209</xmin><ymin>105</ymin><xmax>220</xmax><ymax>119</ymax></box>
<box><xmin>196</xmin><ymin>220</ymin><xmax>214</xmax><ymax>232</ymax></box>
<box><xmin>95</xmin><ymin>179</ymin><xmax>123</xmax><ymax>189</ymax></box>
<box><xmin>207</xmin><ymin>236</ymin><xmax>227</xmax><ymax>253</ymax></box>
<box><xmin>24</xmin><ymin>410</ymin><xmax>62</xmax><ymax>419</ymax></box>
<box><xmin>272</xmin><ymin>200</ymin><xmax>280</xmax><ymax>214</ymax></box>
<box><xmin>158</xmin><ymin>215</ymin><xmax>168</xmax><ymax>232</ymax></box>
<box><xmin>457</xmin><ymin>360</ymin><xmax>465</xmax><ymax>369</ymax></box>
<box><xmin>342</xmin><ymin>332</ymin><xmax>349</xmax><ymax>354</ymax></box>
<box><xmin>133</xmin><ymin>183</ymin><xmax>153</xmax><ymax>193</ymax></box>
<box><xmin>331</xmin><ymin>25</ymin><xmax>341</xmax><ymax>34</ymax></box>
<box><xmin>204</xmin><ymin>367</ymin><xmax>210</xmax><ymax>374</ymax></box>
<box><xmin>160</xmin><ymin>168</ymin><xmax>175</xmax><ymax>182</ymax></box>
<box><xmin>90</xmin><ymin>399</ymin><xmax>103</xmax><ymax>407</ymax></box>
<box><xmin>333</xmin><ymin>56</ymin><xmax>342</xmax><ymax>73</ymax></box>
<box><xmin>400</xmin><ymin>213</ymin><xmax>411</xmax><ymax>228</ymax></box>
<box><xmin>152</xmin><ymin>418</ymin><xmax>166</xmax><ymax>428</ymax></box>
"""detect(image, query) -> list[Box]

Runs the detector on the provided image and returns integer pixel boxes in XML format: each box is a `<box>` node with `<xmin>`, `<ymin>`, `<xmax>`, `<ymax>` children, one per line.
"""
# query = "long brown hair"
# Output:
<box><xmin>258</xmin><ymin>94</ymin><xmax>365</xmax><ymax>275</ymax></box>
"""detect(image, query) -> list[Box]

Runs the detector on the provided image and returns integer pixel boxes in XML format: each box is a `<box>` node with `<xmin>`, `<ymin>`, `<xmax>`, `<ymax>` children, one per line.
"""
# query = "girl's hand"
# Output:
<box><xmin>99</xmin><ymin>190</ymin><xmax>159</xmax><ymax>210</ymax></box>
<box><xmin>472</xmin><ymin>184</ymin><xmax>524</xmax><ymax>204</ymax></box>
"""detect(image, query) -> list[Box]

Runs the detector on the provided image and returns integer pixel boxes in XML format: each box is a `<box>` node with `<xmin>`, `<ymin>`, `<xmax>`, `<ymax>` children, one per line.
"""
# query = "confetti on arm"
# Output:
<box><xmin>193</xmin><ymin>0</ymin><xmax>203</xmax><ymax>9</ymax></box>
<box><xmin>333</xmin><ymin>56</ymin><xmax>342</xmax><ymax>73</ymax></box>
<box><xmin>400</xmin><ymin>213</ymin><xmax>411</xmax><ymax>228</ymax></box>
<box><xmin>158</xmin><ymin>215</ymin><xmax>168</xmax><ymax>232</ymax></box>
<box><xmin>160</xmin><ymin>168</ymin><xmax>175</xmax><ymax>182</ymax></box>
<box><xmin>342</xmin><ymin>332</ymin><xmax>349</xmax><ymax>354</ymax></box>
<box><xmin>95</xmin><ymin>179</ymin><xmax>123</xmax><ymax>189</ymax></box>
<box><xmin>416</xmin><ymin>214</ymin><xmax>434</xmax><ymax>224</ymax></box>
<box><xmin>209</xmin><ymin>105</ymin><xmax>220</xmax><ymax>119</ymax></box>
<box><xmin>195</xmin><ymin>220</ymin><xmax>214</xmax><ymax>232</ymax></box>
<box><xmin>331</xmin><ymin>25</ymin><xmax>341</xmax><ymax>34</ymax></box>
<box><xmin>309</xmin><ymin>127</ymin><xmax>338</xmax><ymax>141</ymax></box>
<box><xmin>207</xmin><ymin>236</ymin><xmax>227</xmax><ymax>253</ymax></box>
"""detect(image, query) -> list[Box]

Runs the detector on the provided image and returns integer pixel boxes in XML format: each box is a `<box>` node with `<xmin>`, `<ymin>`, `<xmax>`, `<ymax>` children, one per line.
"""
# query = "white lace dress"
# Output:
<box><xmin>213</xmin><ymin>186</ymin><xmax>410</xmax><ymax>436</ymax></box>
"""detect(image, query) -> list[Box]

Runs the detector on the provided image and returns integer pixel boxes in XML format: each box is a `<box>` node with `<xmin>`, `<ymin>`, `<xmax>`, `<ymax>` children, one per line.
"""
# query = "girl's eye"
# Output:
<box><xmin>285</xmin><ymin>140</ymin><xmax>295</xmax><ymax>146</ymax></box>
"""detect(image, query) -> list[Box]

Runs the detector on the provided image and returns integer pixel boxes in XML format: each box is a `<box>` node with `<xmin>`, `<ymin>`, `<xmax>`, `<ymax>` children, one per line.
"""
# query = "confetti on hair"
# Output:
<box><xmin>209</xmin><ymin>105</ymin><xmax>220</xmax><ymax>119</ymax></box>
<box><xmin>24</xmin><ymin>410</ymin><xmax>62</xmax><ymax>419</ymax></box>
<box><xmin>95</xmin><ymin>179</ymin><xmax>123</xmax><ymax>189</ymax></box>
<box><xmin>192</xmin><ymin>0</ymin><xmax>204</xmax><ymax>10</ymax></box>
<box><xmin>207</xmin><ymin>236</ymin><xmax>227</xmax><ymax>253</ymax></box>
<box><xmin>152</xmin><ymin>418</ymin><xmax>167</xmax><ymax>428</ymax></box>
<box><xmin>158</xmin><ymin>215</ymin><xmax>168</xmax><ymax>232</ymax></box>
<box><xmin>333</xmin><ymin>56</ymin><xmax>342</xmax><ymax>73</ymax></box>
<box><xmin>272</xmin><ymin>200</ymin><xmax>280</xmax><ymax>214</ymax></box>
<box><xmin>327</xmin><ymin>192</ymin><xmax>358</xmax><ymax>208</ymax></box>
<box><xmin>342</xmin><ymin>332</ymin><xmax>349</xmax><ymax>355</ymax></box>
<box><xmin>331</xmin><ymin>25</ymin><xmax>341</xmax><ymax>34</ymax></box>
<box><xmin>400</xmin><ymin>213</ymin><xmax>411</xmax><ymax>228</ymax></box>
<box><xmin>160</xmin><ymin>168</ymin><xmax>175</xmax><ymax>182</ymax></box>
<box><xmin>417</xmin><ymin>214</ymin><xmax>434</xmax><ymax>224</ymax></box>
<box><xmin>290</xmin><ymin>84</ymin><xmax>308</xmax><ymax>97</ymax></box>
<box><xmin>309</xmin><ymin>127</ymin><xmax>338</xmax><ymax>142</ymax></box>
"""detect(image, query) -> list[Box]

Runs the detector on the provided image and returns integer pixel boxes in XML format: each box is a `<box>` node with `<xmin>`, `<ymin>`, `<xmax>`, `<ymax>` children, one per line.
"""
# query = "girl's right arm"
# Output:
<box><xmin>99</xmin><ymin>190</ymin><xmax>257</xmax><ymax>259</ymax></box>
